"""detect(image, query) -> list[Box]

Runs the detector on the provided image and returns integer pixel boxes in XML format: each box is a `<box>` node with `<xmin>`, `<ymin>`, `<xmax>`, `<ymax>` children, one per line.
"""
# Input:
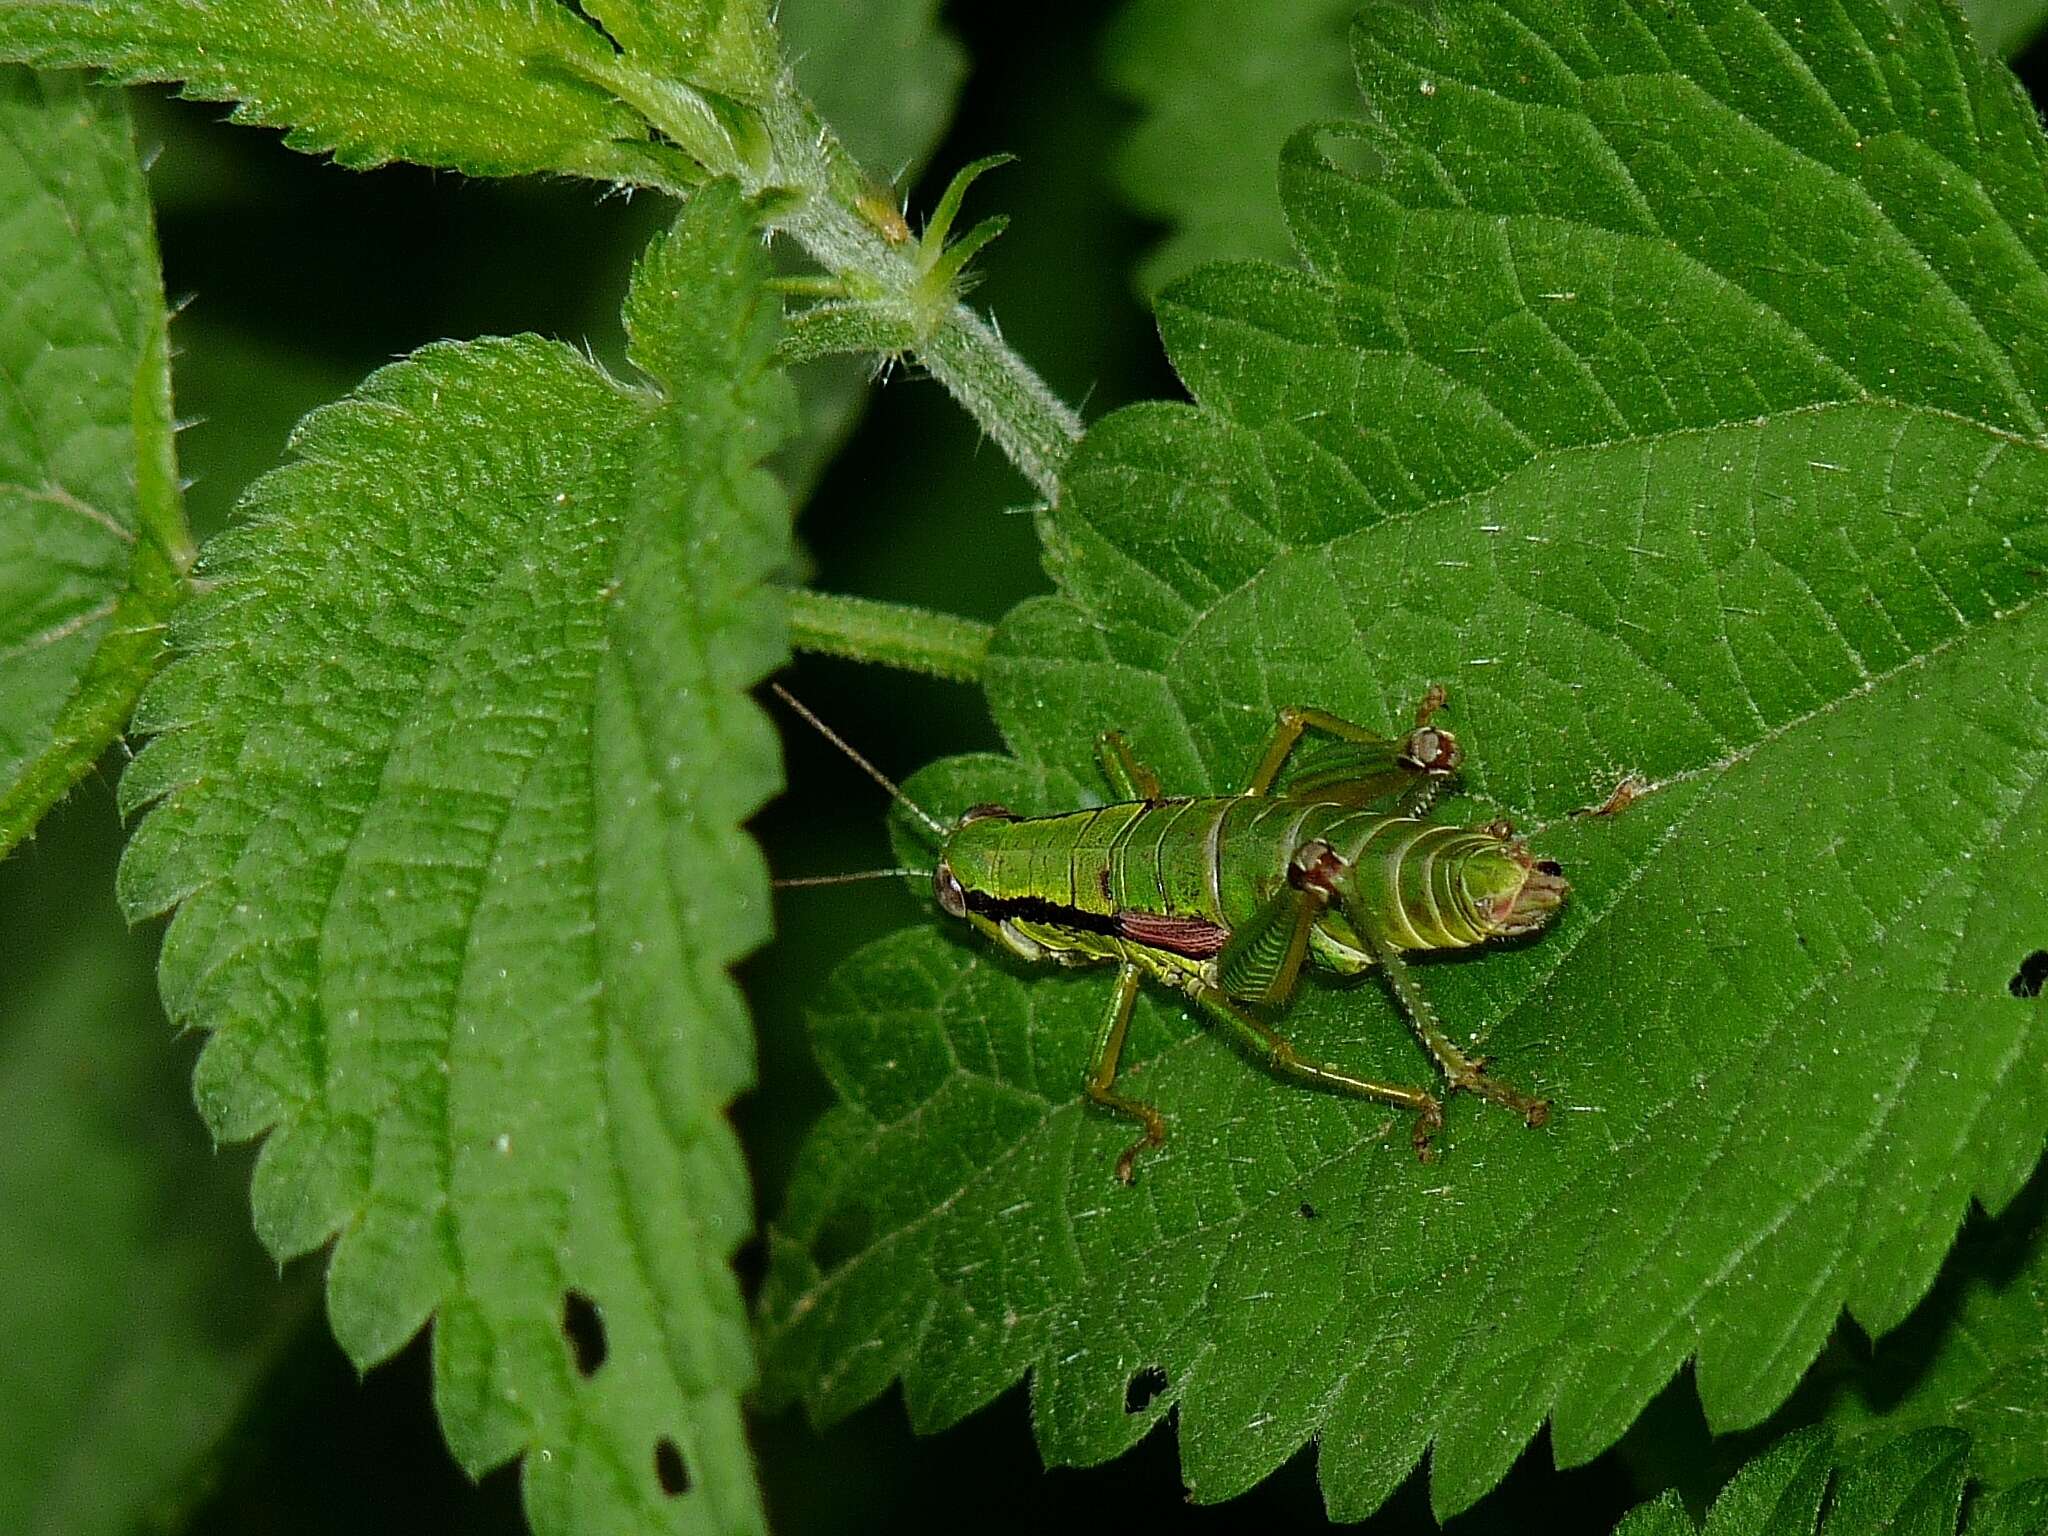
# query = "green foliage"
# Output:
<box><xmin>115</xmin><ymin>183</ymin><xmax>792</xmax><ymax>1536</ymax></box>
<box><xmin>779</xmin><ymin>0</ymin><xmax>964</xmax><ymax>181</ymax></box>
<box><xmin>1962</xmin><ymin>0</ymin><xmax>2048</xmax><ymax>55</ymax></box>
<box><xmin>1614</xmin><ymin>1426</ymin><xmax>2048</xmax><ymax>1536</ymax></box>
<box><xmin>0</xmin><ymin>2</ymin><xmax>675</xmax><ymax>182</ymax></box>
<box><xmin>1105</xmin><ymin>0</ymin><xmax>2048</xmax><ymax>300</ymax></box>
<box><xmin>768</xmin><ymin>0</ymin><xmax>965</xmax><ymax>494</ymax></box>
<box><xmin>581</xmin><ymin>0</ymin><xmax>777</xmax><ymax>101</ymax></box>
<box><xmin>0</xmin><ymin>68</ymin><xmax>189</xmax><ymax>855</ymax></box>
<box><xmin>11</xmin><ymin>0</ymin><xmax>2048</xmax><ymax>1527</ymax></box>
<box><xmin>1104</xmin><ymin>0</ymin><xmax>1359</xmax><ymax>292</ymax></box>
<box><xmin>762</xmin><ymin>0</ymin><xmax>2048</xmax><ymax>1523</ymax></box>
<box><xmin>0</xmin><ymin>793</ymin><xmax>310</xmax><ymax>1536</ymax></box>
<box><xmin>1816</xmin><ymin>1176</ymin><xmax>2048</xmax><ymax>1487</ymax></box>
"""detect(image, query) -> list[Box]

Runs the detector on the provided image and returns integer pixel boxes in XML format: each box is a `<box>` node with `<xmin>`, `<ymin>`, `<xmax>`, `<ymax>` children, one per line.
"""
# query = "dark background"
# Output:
<box><xmin>12</xmin><ymin>2</ymin><xmax>2045</xmax><ymax>1531</ymax></box>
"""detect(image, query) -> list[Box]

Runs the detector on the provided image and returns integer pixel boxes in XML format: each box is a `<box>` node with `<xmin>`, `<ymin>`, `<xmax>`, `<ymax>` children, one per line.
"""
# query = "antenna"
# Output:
<box><xmin>770</xmin><ymin>682</ymin><xmax>949</xmax><ymax>842</ymax></box>
<box><xmin>773</xmin><ymin>867</ymin><xmax>931</xmax><ymax>890</ymax></box>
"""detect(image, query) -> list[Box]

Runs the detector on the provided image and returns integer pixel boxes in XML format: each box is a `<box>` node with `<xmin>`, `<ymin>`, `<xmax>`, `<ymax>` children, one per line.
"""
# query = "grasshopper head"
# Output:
<box><xmin>931</xmin><ymin>803</ymin><xmax>1016</xmax><ymax>920</ymax></box>
<box><xmin>1458</xmin><ymin>828</ymin><xmax>1568</xmax><ymax>939</ymax></box>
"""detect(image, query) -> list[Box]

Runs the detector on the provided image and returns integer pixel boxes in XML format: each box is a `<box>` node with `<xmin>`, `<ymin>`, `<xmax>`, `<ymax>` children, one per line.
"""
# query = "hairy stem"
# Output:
<box><xmin>602</xmin><ymin>63</ymin><xmax>1084</xmax><ymax>502</ymax></box>
<box><xmin>786</xmin><ymin>589</ymin><xmax>992</xmax><ymax>683</ymax></box>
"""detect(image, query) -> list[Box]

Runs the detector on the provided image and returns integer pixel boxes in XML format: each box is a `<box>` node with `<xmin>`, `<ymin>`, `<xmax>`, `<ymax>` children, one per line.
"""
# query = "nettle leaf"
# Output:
<box><xmin>581</xmin><ymin>0</ymin><xmax>776</xmax><ymax>102</ymax></box>
<box><xmin>1815</xmin><ymin>1174</ymin><xmax>2048</xmax><ymax>1487</ymax></box>
<box><xmin>1615</xmin><ymin>1426</ymin><xmax>2048</xmax><ymax>1536</ymax></box>
<box><xmin>117</xmin><ymin>183</ymin><xmax>792</xmax><ymax>1535</ymax></box>
<box><xmin>763</xmin><ymin>0</ymin><xmax>2048</xmax><ymax>1520</ymax></box>
<box><xmin>0</xmin><ymin>69</ymin><xmax>189</xmax><ymax>854</ymax></box>
<box><xmin>0</xmin><ymin>2</ymin><xmax>668</xmax><ymax>181</ymax></box>
<box><xmin>1105</xmin><ymin>0</ymin><xmax>2044</xmax><ymax>299</ymax></box>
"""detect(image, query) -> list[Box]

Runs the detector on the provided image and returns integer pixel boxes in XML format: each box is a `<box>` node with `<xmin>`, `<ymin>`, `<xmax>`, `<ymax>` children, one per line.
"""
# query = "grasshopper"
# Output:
<box><xmin>775</xmin><ymin>685</ymin><xmax>1565</xmax><ymax>1183</ymax></box>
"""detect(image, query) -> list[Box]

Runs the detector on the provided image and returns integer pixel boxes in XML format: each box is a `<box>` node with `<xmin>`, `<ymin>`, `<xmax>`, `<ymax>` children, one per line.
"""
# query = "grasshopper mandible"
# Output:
<box><xmin>775</xmin><ymin>685</ymin><xmax>1565</xmax><ymax>1183</ymax></box>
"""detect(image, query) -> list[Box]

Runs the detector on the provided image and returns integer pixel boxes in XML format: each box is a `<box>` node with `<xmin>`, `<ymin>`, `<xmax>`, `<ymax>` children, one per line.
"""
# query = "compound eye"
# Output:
<box><xmin>1400</xmin><ymin>726</ymin><xmax>1460</xmax><ymax>774</ymax></box>
<box><xmin>933</xmin><ymin>863</ymin><xmax>969</xmax><ymax>918</ymax></box>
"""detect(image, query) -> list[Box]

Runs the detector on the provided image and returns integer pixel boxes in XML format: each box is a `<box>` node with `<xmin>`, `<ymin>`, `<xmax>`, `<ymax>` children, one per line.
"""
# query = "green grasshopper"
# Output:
<box><xmin>775</xmin><ymin>685</ymin><xmax>1565</xmax><ymax>1183</ymax></box>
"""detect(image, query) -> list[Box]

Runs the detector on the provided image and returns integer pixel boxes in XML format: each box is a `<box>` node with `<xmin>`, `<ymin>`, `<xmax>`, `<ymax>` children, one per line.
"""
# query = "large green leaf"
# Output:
<box><xmin>762</xmin><ymin>0</ymin><xmax>2048</xmax><ymax>1519</ymax></box>
<box><xmin>1106</xmin><ymin>0</ymin><xmax>2048</xmax><ymax>298</ymax></box>
<box><xmin>1614</xmin><ymin>1426</ymin><xmax>2048</xmax><ymax>1536</ymax></box>
<box><xmin>118</xmin><ymin>183</ymin><xmax>793</xmax><ymax>1536</ymax></box>
<box><xmin>0</xmin><ymin>69</ymin><xmax>189</xmax><ymax>854</ymax></box>
<box><xmin>0</xmin><ymin>3</ymin><xmax>671</xmax><ymax>181</ymax></box>
<box><xmin>0</xmin><ymin>792</ymin><xmax>310</xmax><ymax>1536</ymax></box>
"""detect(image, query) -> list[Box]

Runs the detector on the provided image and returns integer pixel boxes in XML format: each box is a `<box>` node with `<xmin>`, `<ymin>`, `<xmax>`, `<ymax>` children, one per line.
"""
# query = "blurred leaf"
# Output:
<box><xmin>0</xmin><ymin>70</ymin><xmax>189</xmax><ymax>855</ymax></box>
<box><xmin>164</xmin><ymin>317</ymin><xmax>366</xmax><ymax>545</ymax></box>
<box><xmin>1103</xmin><ymin>0</ymin><xmax>1357</xmax><ymax>293</ymax></box>
<box><xmin>763</xmin><ymin>0</ymin><xmax>2048</xmax><ymax>1521</ymax></box>
<box><xmin>117</xmin><ymin>183</ymin><xmax>792</xmax><ymax>1536</ymax></box>
<box><xmin>0</xmin><ymin>791</ymin><xmax>310</xmax><ymax>1536</ymax></box>
<box><xmin>1106</xmin><ymin>0</ymin><xmax>2048</xmax><ymax>300</ymax></box>
<box><xmin>773</xmin><ymin>0</ymin><xmax>966</xmax><ymax>499</ymax></box>
<box><xmin>1963</xmin><ymin>0</ymin><xmax>2048</xmax><ymax>56</ymax></box>
<box><xmin>780</xmin><ymin>0</ymin><xmax>965</xmax><ymax>182</ymax></box>
<box><xmin>0</xmin><ymin>3</ymin><xmax>669</xmax><ymax>182</ymax></box>
<box><xmin>1815</xmin><ymin>1175</ymin><xmax>2048</xmax><ymax>1488</ymax></box>
<box><xmin>1615</xmin><ymin>1425</ymin><xmax>2048</xmax><ymax>1536</ymax></box>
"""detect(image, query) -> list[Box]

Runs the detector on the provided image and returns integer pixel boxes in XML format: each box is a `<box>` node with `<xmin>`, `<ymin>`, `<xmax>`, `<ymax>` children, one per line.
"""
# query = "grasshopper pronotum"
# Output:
<box><xmin>775</xmin><ymin>685</ymin><xmax>1565</xmax><ymax>1183</ymax></box>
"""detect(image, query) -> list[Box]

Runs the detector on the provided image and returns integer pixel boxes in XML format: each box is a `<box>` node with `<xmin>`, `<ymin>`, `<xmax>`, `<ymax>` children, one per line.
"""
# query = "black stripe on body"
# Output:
<box><xmin>961</xmin><ymin>888</ymin><xmax>1230</xmax><ymax>960</ymax></box>
<box><xmin>963</xmin><ymin>888</ymin><xmax>1121</xmax><ymax>937</ymax></box>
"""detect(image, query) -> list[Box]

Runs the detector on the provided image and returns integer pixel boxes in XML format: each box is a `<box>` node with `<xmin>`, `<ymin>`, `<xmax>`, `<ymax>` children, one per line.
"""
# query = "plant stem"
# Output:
<box><xmin>786</xmin><ymin>589</ymin><xmax>992</xmax><ymax>683</ymax></box>
<box><xmin>599</xmin><ymin>62</ymin><xmax>1084</xmax><ymax>502</ymax></box>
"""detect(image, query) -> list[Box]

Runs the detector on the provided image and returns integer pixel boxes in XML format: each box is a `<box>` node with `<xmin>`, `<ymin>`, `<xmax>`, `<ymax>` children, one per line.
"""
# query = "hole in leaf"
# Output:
<box><xmin>560</xmin><ymin>1289</ymin><xmax>606</xmax><ymax>1377</ymax></box>
<box><xmin>733</xmin><ymin>1235</ymin><xmax>767</xmax><ymax>1307</ymax></box>
<box><xmin>1307</xmin><ymin>125</ymin><xmax>1392</xmax><ymax>183</ymax></box>
<box><xmin>2011</xmin><ymin>950</ymin><xmax>2048</xmax><ymax>999</ymax></box>
<box><xmin>813</xmin><ymin>1202</ymin><xmax>874</xmax><ymax>1272</ymax></box>
<box><xmin>560</xmin><ymin>0</ymin><xmax>623</xmax><ymax>53</ymax></box>
<box><xmin>1125</xmin><ymin>1365</ymin><xmax>1169</xmax><ymax>1415</ymax></box>
<box><xmin>654</xmin><ymin>1437</ymin><xmax>691</xmax><ymax>1496</ymax></box>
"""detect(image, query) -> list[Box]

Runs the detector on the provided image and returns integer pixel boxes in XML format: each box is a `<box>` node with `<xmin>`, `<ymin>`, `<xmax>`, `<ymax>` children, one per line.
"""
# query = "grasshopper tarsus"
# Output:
<box><xmin>1410</xmin><ymin>1099</ymin><xmax>1446</xmax><ymax>1162</ymax></box>
<box><xmin>1113</xmin><ymin>1129</ymin><xmax>1160</xmax><ymax>1186</ymax></box>
<box><xmin>1455</xmin><ymin>1072</ymin><xmax>1552</xmax><ymax>1128</ymax></box>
